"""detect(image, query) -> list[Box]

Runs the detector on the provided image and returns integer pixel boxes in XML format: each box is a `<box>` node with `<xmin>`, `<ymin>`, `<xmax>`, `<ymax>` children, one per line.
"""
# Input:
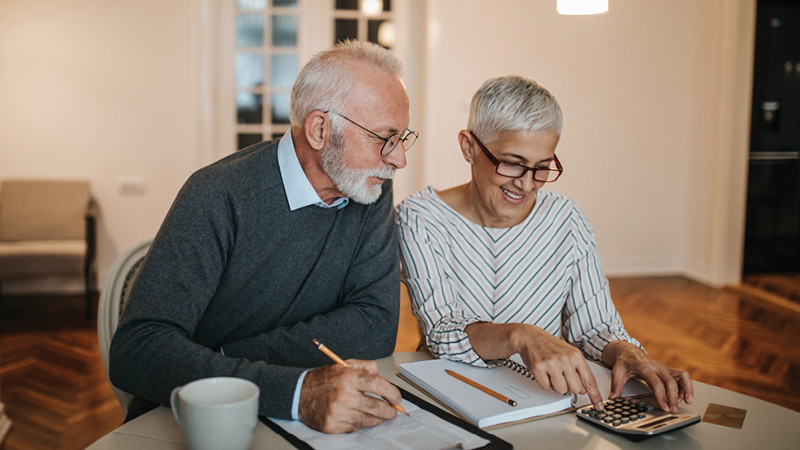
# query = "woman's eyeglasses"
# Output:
<box><xmin>470</xmin><ymin>131</ymin><xmax>563</xmax><ymax>182</ymax></box>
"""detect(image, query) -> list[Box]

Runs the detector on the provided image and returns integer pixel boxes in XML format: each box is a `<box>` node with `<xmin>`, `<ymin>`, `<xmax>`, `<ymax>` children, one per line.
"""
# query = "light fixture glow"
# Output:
<box><xmin>360</xmin><ymin>0</ymin><xmax>382</xmax><ymax>17</ymax></box>
<box><xmin>556</xmin><ymin>0</ymin><xmax>608</xmax><ymax>15</ymax></box>
<box><xmin>377</xmin><ymin>21</ymin><xmax>395</xmax><ymax>47</ymax></box>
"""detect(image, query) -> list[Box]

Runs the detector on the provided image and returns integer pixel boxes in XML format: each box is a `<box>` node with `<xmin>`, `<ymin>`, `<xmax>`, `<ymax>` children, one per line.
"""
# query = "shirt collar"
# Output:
<box><xmin>277</xmin><ymin>131</ymin><xmax>349</xmax><ymax>211</ymax></box>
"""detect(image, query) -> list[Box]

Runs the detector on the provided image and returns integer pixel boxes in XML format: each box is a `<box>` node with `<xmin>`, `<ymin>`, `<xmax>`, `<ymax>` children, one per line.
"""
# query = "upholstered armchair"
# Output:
<box><xmin>0</xmin><ymin>179</ymin><xmax>97</xmax><ymax>320</ymax></box>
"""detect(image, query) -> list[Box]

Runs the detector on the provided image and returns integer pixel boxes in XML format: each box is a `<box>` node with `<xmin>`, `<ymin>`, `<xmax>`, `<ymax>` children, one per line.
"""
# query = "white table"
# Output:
<box><xmin>89</xmin><ymin>351</ymin><xmax>800</xmax><ymax>449</ymax></box>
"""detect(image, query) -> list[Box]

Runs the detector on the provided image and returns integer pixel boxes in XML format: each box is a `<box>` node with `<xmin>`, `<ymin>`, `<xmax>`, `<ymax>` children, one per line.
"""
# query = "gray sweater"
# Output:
<box><xmin>109</xmin><ymin>140</ymin><xmax>400</xmax><ymax>420</ymax></box>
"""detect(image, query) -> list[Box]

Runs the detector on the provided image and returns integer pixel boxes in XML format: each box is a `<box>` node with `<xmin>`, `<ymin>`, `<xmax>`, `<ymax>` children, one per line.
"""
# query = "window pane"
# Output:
<box><xmin>236</xmin><ymin>53</ymin><xmax>264</xmax><ymax>87</ymax></box>
<box><xmin>368</xmin><ymin>20</ymin><xmax>385</xmax><ymax>46</ymax></box>
<box><xmin>271</xmin><ymin>54</ymin><xmax>298</xmax><ymax>87</ymax></box>
<box><xmin>335</xmin><ymin>19</ymin><xmax>358</xmax><ymax>43</ymax></box>
<box><xmin>272</xmin><ymin>0</ymin><xmax>297</xmax><ymax>6</ymax></box>
<box><xmin>237</xmin><ymin>93</ymin><xmax>263</xmax><ymax>124</ymax></box>
<box><xmin>335</xmin><ymin>0</ymin><xmax>358</xmax><ymax>10</ymax></box>
<box><xmin>238</xmin><ymin>133</ymin><xmax>263</xmax><ymax>150</ymax></box>
<box><xmin>272</xmin><ymin>15</ymin><xmax>298</xmax><ymax>46</ymax></box>
<box><xmin>271</xmin><ymin>93</ymin><xmax>291</xmax><ymax>124</ymax></box>
<box><xmin>237</xmin><ymin>0</ymin><xmax>266</xmax><ymax>10</ymax></box>
<box><xmin>237</xmin><ymin>14</ymin><xmax>264</xmax><ymax>47</ymax></box>
<box><xmin>271</xmin><ymin>132</ymin><xmax>285</xmax><ymax>140</ymax></box>
<box><xmin>383</xmin><ymin>0</ymin><xmax>392</xmax><ymax>11</ymax></box>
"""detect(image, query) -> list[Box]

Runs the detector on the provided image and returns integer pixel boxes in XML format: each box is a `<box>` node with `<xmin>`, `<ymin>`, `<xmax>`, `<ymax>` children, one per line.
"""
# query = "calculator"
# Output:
<box><xmin>576</xmin><ymin>397</ymin><xmax>700</xmax><ymax>439</ymax></box>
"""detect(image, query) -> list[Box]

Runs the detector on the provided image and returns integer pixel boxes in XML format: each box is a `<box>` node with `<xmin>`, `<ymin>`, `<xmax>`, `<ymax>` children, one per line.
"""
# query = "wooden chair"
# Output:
<box><xmin>0</xmin><ymin>179</ymin><xmax>97</xmax><ymax>320</ymax></box>
<box><xmin>97</xmin><ymin>239</ymin><xmax>152</xmax><ymax>416</ymax></box>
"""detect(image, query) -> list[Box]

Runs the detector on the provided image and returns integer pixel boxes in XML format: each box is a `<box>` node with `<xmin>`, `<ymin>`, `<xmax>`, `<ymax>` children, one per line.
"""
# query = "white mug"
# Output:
<box><xmin>170</xmin><ymin>377</ymin><xmax>260</xmax><ymax>450</ymax></box>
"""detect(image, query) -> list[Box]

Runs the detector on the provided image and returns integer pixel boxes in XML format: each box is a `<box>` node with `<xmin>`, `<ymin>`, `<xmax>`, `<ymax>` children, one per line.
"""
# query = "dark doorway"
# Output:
<box><xmin>743</xmin><ymin>0</ymin><xmax>800</xmax><ymax>274</ymax></box>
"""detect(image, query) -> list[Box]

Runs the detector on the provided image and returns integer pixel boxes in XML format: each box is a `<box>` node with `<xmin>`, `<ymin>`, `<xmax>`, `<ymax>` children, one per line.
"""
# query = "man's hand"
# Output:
<box><xmin>298</xmin><ymin>359</ymin><xmax>402</xmax><ymax>433</ymax></box>
<box><xmin>602</xmin><ymin>341</ymin><xmax>694</xmax><ymax>413</ymax></box>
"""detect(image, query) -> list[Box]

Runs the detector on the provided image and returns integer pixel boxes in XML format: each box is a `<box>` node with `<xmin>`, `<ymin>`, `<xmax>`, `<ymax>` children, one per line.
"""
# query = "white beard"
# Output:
<box><xmin>321</xmin><ymin>133</ymin><xmax>395</xmax><ymax>204</ymax></box>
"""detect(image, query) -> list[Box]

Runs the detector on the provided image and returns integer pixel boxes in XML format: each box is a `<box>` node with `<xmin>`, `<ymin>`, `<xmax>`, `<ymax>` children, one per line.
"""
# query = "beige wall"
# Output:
<box><xmin>0</xmin><ymin>0</ymin><xmax>204</xmax><ymax>291</ymax></box>
<box><xmin>398</xmin><ymin>0</ymin><xmax>754</xmax><ymax>285</ymax></box>
<box><xmin>0</xmin><ymin>0</ymin><xmax>754</xmax><ymax>290</ymax></box>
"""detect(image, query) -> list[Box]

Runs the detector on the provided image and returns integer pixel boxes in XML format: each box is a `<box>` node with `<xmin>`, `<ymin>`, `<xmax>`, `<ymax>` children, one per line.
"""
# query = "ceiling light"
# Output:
<box><xmin>557</xmin><ymin>0</ymin><xmax>608</xmax><ymax>15</ymax></box>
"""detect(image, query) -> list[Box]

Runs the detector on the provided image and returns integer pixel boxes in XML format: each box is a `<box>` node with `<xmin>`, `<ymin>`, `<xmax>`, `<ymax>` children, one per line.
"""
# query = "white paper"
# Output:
<box><xmin>399</xmin><ymin>357</ymin><xmax>573</xmax><ymax>428</ymax></box>
<box><xmin>399</xmin><ymin>355</ymin><xmax>653</xmax><ymax>428</ymax></box>
<box><xmin>269</xmin><ymin>400</ymin><xmax>490</xmax><ymax>450</ymax></box>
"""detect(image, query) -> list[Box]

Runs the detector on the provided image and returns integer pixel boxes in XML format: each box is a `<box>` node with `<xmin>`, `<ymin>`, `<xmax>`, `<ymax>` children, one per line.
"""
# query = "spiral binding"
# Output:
<box><xmin>488</xmin><ymin>358</ymin><xmax>535</xmax><ymax>380</ymax></box>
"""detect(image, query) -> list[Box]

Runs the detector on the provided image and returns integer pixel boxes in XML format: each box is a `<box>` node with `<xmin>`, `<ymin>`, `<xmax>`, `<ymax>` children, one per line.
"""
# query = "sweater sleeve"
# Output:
<box><xmin>220</xmin><ymin>181</ymin><xmax>400</xmax><ymax>363</ymax></box>
<box><xmin>397</xmin><ymin>202</ymin><xmax>489</xmax><ymax>366</ymax></box>
<box><xmin>561</xmin><ymin>203</ymin><xmax>642</xmax><ymax>360</ymax></box>
<box><xmin>109</xmin><ymin>168</ymin><xmax>305</xmax><ymax>420</ymax></box>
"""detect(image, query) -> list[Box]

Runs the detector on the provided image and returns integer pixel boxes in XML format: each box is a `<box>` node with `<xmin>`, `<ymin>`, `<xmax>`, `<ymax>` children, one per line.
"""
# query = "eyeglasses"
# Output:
<box><xmin>469</xmin><ymin>131</ymin><xmax>563</xmax><ymax>182</ymax></box>
<box><xmin>326</xmin><ymin>111</ymin><xmax>418</xmax><ymax>156</ymax></box>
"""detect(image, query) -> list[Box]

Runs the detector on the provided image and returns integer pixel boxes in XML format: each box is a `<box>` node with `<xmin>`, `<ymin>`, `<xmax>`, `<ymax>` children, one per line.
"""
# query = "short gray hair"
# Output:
<box><xmin>290</xmin><ymin>40</ymin><xmax>403</xmax><ymax>128</ymax></box>
<box><xmin>468</xmin><ymin>75</ymin><xmax>563</xmax><ymax>143</ymax></box>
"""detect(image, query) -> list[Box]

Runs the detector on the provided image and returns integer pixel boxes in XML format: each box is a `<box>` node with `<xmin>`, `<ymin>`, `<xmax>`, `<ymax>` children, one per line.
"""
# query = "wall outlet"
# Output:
<box><xmin>118</xmin><ymin>175</ymin><xmax>147</xmax><ymax>196</ymax></box>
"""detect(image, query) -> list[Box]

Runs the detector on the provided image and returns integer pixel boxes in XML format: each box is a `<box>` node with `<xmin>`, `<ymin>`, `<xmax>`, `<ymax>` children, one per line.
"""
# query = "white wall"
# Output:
<box><xmin>0</xmin><ymin>0</ymin><xmax>754</xmax><ymax>291</ymax></box>
<box><xmin>0</xmin><ymin>0</ymin><xmax>205</xmax><ymax>290</ymax></box>
<box><xmin>399</xmin><ymin>0</ymin><xmax>754</xmax><ymax>284</ymax></box>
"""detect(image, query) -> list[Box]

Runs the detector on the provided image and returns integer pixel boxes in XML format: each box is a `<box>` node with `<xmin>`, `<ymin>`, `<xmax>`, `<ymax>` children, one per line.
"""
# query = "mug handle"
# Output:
<box><xmin>170</xmin><ymin>386</ymin><xmax>182</xmax><ymax>425</ymax></box>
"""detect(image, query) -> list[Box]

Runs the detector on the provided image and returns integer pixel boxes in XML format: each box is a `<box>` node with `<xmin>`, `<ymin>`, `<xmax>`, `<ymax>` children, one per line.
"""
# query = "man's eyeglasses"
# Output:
<box><xmin>327</xmin><ymin>111</ymin><xmax>418</xmax><ymax>156</ymax></box>
<box><xmin>469</xmin><ymin>131</ymin><xmax>563</xmax><ymax>182</ymax></box>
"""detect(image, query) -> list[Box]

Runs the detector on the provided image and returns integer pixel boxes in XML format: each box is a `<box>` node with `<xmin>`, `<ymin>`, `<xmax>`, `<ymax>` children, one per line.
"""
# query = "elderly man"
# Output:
<box><xmin>110</xmin><ymin>40</ymin><xmax>417</xmax><ymax>434</ymax></box>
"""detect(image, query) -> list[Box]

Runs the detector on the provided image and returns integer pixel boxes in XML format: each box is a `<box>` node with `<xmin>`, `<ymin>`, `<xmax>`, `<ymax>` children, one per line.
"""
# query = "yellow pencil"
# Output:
<box><xmin>312</xmin><ymin>338</ymin><xmax>408</xmax><ymax>415</ymax></box>
<box><xmin>446</xmin><ymin>369</ymin><xmax>518</xmax><ymax>407</ymax></box>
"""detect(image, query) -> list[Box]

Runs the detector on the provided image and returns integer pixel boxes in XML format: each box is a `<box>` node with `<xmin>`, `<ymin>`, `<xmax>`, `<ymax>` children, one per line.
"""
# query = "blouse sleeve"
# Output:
<box><xmin>397</xmin><ymin>203</ymin><xmax>490</xmax><ymax>366</ymax></box>
<box><xmin>561</xmin><ymin>203</ymin><xmax>643</xmax><ymax>360</ymax></box>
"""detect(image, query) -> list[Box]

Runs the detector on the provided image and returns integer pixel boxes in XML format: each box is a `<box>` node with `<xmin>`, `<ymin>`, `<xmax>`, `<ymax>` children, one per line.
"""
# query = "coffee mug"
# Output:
<box><xmin>170</xmin><ymin>377</ymin><xmax>260</xmax><ymax>450</ymax></box>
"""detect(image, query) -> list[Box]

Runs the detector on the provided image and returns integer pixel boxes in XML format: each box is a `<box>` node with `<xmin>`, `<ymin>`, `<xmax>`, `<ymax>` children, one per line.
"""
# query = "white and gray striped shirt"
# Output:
<box><xmin>397</xmin><ymin>187</ymin><xmax>641</xmax><ymax>366</ymax></box>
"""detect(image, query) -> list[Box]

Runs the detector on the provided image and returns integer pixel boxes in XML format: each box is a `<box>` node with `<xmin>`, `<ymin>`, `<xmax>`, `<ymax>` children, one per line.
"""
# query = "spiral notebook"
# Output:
<box><xmin>398</xmin><ymin>355</ymin><xmax>651</xmax><ymax>429</ymax></box>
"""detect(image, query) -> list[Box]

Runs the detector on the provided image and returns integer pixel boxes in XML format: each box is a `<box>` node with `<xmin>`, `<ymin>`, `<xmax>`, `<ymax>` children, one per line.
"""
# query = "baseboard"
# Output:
<box><xmin>0</xmin><ymin>278</ymin><xmax>86</xmax><ymax>296</ymax></box>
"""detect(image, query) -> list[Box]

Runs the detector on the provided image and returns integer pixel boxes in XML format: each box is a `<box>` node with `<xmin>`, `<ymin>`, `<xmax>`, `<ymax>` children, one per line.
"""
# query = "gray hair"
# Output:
<box><xmin>290</xmin><ymin>40</ymin><xmax>403</xmax><ymax>130</ymax></box>
<box><xmin>468</xmin><ymin>75</ymin><xmax>563</xmax><ymax>143</ymax></box>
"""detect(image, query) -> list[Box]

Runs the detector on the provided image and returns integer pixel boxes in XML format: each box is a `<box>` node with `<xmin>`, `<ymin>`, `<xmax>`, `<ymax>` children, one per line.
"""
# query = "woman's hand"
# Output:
<box><xmin>465</xmin><ymin>322</ymin><xmax>605</xmax><ymax>410</ymax></box>
<box><xmin>602</xmin><ymin>341</ymin><xmax>694</xmax><ymax>413</ymax></box>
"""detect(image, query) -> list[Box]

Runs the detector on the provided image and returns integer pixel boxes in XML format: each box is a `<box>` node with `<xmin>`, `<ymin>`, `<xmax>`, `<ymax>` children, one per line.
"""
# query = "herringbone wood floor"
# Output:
<box><xmin>0</xmin><ymin>295</ymin><xmax>123</xmax><ymax>450</ymax></box>
<box><xmin>1</xmin><ymin>276</ymin><xmax>799</xmax><ymax>449</ymax></box>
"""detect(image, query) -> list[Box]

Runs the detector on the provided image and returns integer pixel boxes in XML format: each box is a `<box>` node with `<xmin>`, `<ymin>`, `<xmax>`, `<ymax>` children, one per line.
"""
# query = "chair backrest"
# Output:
<box><xmin>0</xmin><ymin>179</ymin><xmax>90</xmax><ymax>241</ymax></box>
<box><xmin>98</xmin><ymin>239</ymin><xmax>152</xmax><ymax>414</ymax></box>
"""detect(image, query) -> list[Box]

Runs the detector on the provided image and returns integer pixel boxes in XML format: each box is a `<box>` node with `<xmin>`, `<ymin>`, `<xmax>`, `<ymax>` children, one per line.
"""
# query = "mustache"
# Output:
<box><xmin>363</xmin><ymin>167</ymin><xmax>396</xmax><ymax>179</ymax></box>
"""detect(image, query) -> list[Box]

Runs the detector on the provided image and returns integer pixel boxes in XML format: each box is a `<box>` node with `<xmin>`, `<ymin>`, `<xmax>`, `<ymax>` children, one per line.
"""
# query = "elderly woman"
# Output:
<box><xmin>397</xmin><ymin>75</ymin><xmax>693</xmax><ymax>413</ymax></box>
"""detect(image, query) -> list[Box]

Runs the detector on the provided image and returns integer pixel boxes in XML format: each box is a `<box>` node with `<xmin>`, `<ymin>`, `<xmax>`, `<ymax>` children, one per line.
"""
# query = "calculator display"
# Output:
<box><xmin>637</xmin><ymin>415</ymin><xmax>678</xmax><ymax>429</ymax></box>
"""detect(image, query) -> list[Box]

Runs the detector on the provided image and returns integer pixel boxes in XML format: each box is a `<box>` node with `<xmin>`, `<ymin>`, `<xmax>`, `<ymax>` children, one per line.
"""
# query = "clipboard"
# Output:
<box><xmin>260</xmin><ymin>384</ymin><xmax>512</xmax><ymax>449</ymax></box>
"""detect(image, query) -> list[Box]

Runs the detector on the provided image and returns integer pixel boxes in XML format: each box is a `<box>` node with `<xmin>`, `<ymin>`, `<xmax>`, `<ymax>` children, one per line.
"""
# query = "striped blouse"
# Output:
<box><xmin>397</xmin><ymin>187</ymin><xmax>641</xmax><ymax>367</ymax></box>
